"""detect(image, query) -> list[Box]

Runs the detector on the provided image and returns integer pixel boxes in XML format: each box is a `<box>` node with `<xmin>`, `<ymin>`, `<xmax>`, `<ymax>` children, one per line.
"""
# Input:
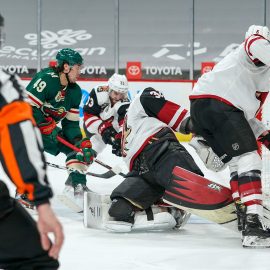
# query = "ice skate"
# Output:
<box><xmin>73</xmin><ymin>183</ymin><xmax>90</xmax><ymax>209</ymax></box>
<box><xmin>168</xmin><ymin>207</ymin><xmax>191</xmax><ymax>229</ymax></box>
<box><xmin>234</xmin><ymin>200</ymin><xmax>246</xmax><ymax>231</ymax></box>
<box><xmin>242</xmin><ymin>213</ymin><xmax>270</xmax><ymax>248</ymax></box>
<box><xmin>59</xmin><ymin>176</ymin><xmax>90</xmax><ymax>213</ymax></box>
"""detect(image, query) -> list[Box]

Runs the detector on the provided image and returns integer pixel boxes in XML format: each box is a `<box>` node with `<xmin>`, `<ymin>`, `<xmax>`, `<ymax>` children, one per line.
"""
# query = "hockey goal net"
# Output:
<box><xmin>261</xmin><ymin>95</ymin><xmax>270</xmax><ymax>203</ymax></box>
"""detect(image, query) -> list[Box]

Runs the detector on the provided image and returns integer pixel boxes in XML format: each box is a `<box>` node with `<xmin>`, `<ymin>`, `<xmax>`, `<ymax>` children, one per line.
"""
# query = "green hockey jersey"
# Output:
<box><xmin>26</xmin><ymin>67</ymin><xmax>82</xmax><ymax>142</ymax></box>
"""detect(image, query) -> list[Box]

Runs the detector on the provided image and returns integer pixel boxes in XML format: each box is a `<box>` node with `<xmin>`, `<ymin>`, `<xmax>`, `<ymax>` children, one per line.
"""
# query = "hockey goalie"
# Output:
<box><xmin>84</xmin><ymin>80</ymin><xmax>270</xmax><ymax>248</ymax></box>
<box><xmin>84</xmin><ymin>87</ymin><xmax>203</xmax><ymax>233</ymax></box>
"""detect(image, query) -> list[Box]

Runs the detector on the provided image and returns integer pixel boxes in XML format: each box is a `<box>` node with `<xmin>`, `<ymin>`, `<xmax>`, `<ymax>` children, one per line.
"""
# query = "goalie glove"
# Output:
<box><xmin>258</xmin><ymin>132</ymin><xmax>270</xmax><ymax>149</ymax></box>
<box><xmin>189</xmin><ymin>136</ymin><xmax>227</xmax><ymax>172</ymax></box>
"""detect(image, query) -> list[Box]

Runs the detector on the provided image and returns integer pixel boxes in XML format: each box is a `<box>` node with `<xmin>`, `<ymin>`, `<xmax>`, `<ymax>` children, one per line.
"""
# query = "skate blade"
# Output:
<box><xmin>242</xmin><ymin>236</ymin><xmax>270</xmax><ymax>248</ymax></box>
<box><xmin>57</xmin><ymin>195</ymin><xmax>83</xmax><ymax>213</ymax></box>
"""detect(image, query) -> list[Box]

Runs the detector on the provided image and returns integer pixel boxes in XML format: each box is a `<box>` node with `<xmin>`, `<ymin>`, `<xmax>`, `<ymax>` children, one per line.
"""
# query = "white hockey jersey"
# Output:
<box><xmin>122</xmin><ymin>88</ymin><xmax>189</xmax><ymax>170</ymax></box>
<box><xmin>190</xmin><ymin>34</ymin><xmax>270</xmax><ymax>120</ymax></box>
<box><xmin>83</xmin><ymin>84</ymin><xmax>130</xmax><ymax>135</ymax></box>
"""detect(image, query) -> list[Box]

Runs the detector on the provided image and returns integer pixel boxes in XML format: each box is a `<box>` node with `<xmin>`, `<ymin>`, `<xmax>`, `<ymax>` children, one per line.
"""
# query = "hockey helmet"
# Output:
<box><xmin>56</xmin><ymin>48</ymin><xmax>83</xmax><ymax>67</ymax></box>
<box><xmin>245</xmin><ymin>25</ymin><xmax>270</xmax><ymax>40</ymax></box>
<box><xmin>0</xmin><ymin>13</ymin><xmax>4</xmax><ymax>48</ymax></box>
<box><xmin>108</xmin><ymin>73</ymin><xmax>128</xmax><ymax>94</ymax></box>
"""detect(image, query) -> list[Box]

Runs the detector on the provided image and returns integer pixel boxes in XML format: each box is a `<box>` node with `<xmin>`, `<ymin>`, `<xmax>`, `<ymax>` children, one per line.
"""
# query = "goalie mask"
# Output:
<box><xmin>245</xmin><ymin>25</ymin><xmax>270</xmax><ymax>41</ymax></box>
<box><xmin>0</xmin><ymin>13</ymin><xmax>4</xmax><ymax>48</ymax></box>
<box><xmin>108</xmin><ymin>73</ymin><xmax>129</xmax><ymax>94</ymax></box>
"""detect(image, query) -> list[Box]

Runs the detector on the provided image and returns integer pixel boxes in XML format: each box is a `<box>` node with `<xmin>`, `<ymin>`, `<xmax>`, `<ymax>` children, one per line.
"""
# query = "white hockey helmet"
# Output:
<box><xmin>245</xmin><ymin>25</ymin><xmax>270</xmax><ymax>40</ymax></box>
<box><xmin>108</xmin><ymin>73</ymin><xmax>129</xmax><ymax>94</ymax></box>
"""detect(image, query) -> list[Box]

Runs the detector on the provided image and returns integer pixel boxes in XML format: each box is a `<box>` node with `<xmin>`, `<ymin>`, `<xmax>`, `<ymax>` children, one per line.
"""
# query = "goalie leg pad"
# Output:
<box><xmin>132</xmin><ymin>211</ymin><xmax>177</xmax><ymax>231</ymax></box>
<box><xmin>108</xmin><ymin>198</ymin><xmax>135</xmax><ymax>223</ymax></box>
<box><xmin>105</xmin><ymin>220</ymin><xmax>133</xmax><ymax>233</ymax></box>
<box><xmin>106</xmin><ymin>206</ymin><xmax>178</xmax><ymax>232</ymax></box>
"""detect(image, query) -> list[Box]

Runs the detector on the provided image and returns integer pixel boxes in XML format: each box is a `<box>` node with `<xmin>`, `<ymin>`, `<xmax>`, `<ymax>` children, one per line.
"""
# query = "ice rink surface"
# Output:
<box><xmin>1</xmin><ymin>144</ymin><xmax>270</xmax><ymax>270</ymax></box>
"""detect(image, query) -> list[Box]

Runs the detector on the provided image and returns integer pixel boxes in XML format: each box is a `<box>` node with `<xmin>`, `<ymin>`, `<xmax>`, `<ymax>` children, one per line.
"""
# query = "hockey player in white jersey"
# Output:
<box><xmin>190</xmin><ymin>25</ymin><xmax>270</xmax><ymax>248</ymax></box>
<box><xmin>83</xmin><ymin>73</ymin><xmax>130</xmax><ymax>157</ymax></box>
<box><xmin>105</xmin><ymin>87</ymin><xmax>203</xmax><ymax>232</ymax></box>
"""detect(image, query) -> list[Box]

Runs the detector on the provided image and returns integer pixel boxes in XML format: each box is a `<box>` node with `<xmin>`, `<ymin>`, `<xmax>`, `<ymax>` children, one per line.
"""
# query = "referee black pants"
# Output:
<box><xmin>0</xmin><ymin>181</ymin><xmax>59</xmax><ymax>270</ymax></box>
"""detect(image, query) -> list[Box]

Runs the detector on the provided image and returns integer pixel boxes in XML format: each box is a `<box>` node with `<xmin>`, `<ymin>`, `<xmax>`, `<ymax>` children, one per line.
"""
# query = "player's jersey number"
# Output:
<box><xmin>33</xmin><ymin>78</ymin><xmax>47</xmax><ymax>92</ymax></box>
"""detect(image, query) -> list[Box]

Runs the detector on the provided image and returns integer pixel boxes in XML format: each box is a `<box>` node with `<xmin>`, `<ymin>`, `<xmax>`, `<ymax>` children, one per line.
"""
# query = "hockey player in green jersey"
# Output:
<box><xmin>24</xmin><ymin>48</ymin><xmax>95</xmax><ymax>210</ymax></box>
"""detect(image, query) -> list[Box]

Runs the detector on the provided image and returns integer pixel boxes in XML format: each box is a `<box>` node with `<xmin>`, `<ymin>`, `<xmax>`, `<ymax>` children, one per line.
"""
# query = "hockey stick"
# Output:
<box><xmin>46</xmin><ymin>161</ymin><xmax>124</xmax><ymax>179</ymax></box>
<box><xmin>56</xmin><ymin>135</ymin><xmax>126</xmax><ymax>178</ymax></box>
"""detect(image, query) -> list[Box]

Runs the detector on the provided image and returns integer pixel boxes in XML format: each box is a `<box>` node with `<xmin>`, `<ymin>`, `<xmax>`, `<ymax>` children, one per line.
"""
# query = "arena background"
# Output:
<box><xmin>1</xmin><ymin>0</ymin><xmax>269</xmax><ymax>80</ymax></box>
<box><xmin>2</xmin><ymin>2</ymin><xmax>270</xmax><ymax>268</ymax></box>
<box><xmin>1</xmin><ymin>0</ymin><xmax>270</xmax><ymax>140</ymax></box>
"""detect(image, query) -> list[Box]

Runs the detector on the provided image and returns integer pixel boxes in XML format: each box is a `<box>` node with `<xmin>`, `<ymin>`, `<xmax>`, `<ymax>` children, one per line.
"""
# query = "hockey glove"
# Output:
<box><xmin>112</xmin><ymin>133</ymin><xmax>122</xmax><ymax>157</ymax></box>
<box><xmin>98</xmin><ymin>121</ymin><xmax>117</xmax><ymax>145</ymax></box>
<box><xmin>179</xmin><ymin>116</ymin><xmax>194</xmax><ymax>134</ymax></box>
<box><xmin>189</xmin><ymin>136</ymin><xmax>227</xmax><ymax>172</ymax></box>
<box><xmin>258</xmin><ymin>132</ymin><xmax>270</xmax><ymax>149</ymax></box>
<box><xmin>38</xmin><ymin>117</ymin><xmax>61</xmax><ymax>144</ymax></box>
<box><xmin>75</xmin><ymin>138</ymin><xmax>96</xmax><ymax>165</ymax></box>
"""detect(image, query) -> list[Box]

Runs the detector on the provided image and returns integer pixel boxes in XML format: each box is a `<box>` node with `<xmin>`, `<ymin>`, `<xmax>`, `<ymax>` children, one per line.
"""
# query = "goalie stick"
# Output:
<box><xmin>46</xmin><ymin>161</ymin><xmax>124</xmax><ymax>179</ymax></box>
<box><xmin>163</xmin><ymin>166</ymin><xmax>270</xmax><ymax>232</ymax></box>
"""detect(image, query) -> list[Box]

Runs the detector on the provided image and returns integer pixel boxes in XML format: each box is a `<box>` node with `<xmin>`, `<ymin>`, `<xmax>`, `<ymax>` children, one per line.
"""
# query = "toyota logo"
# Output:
<box><xmin>202</xmin><ymin>66</ymin><xmax>213</xmax><ymax>73</ymax></box>
<box><xmin>128</xmin><ymin>65</ymin><xmax>140</xmax><ymax>76</ymax></box>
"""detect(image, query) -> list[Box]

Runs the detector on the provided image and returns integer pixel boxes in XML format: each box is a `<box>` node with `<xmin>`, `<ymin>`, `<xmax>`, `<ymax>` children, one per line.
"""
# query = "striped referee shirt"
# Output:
<box><xmin>0</xmin><ymin>69</ymin><xmax>27</xmax><ymax>108</ymax></box>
